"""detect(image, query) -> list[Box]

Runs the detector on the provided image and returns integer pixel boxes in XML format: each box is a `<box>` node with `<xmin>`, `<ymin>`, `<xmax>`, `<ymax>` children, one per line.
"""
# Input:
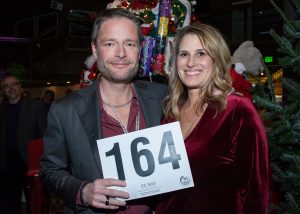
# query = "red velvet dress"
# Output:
<box><xmin>155</xmin><ymin>94</ymin><xmax>269</xmax><ymax>214</ymax></box>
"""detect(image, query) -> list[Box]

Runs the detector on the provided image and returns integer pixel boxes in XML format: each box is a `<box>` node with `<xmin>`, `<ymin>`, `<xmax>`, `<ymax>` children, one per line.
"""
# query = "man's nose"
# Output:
<box><xmin>116</xmin><ymin>45</ymin><xmax>126</xmax><ymax>58</ymax></box>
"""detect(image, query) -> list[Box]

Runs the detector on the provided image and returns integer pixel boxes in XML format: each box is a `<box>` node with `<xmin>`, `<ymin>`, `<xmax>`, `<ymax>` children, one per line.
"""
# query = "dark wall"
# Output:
<box><xmin>0</xmin><ymin>0</ymin><xmax>110</xmax><ymax>36</ymax></box>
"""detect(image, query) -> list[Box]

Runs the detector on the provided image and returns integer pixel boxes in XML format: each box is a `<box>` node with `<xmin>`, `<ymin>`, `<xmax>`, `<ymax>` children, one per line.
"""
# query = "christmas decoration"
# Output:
<box><xmin>230</xmin><ymin>63</ymin><xmax>252</xmax><ymax>100</ymax></box>
<box><xmin>107</xmin><ymin>0</ymin><xmax>131</xmax><ymax>9</ymax></box>
<box><xmin>252</xmin><ymin>0</ymin><xmax>300</xmax><ymax>212</ymax></box>
<box><xmin>230</xmin><ymin>40</ymin><xmax>264</xmax><ymax>101</ymax></box>
<box><xmin>106</xmin><ymin>0</ymin><xmax>196</xmax><ymax>77</ymax></box>
<box><xmin>231</xmin><ymin>41</ymin><xmax>264</xmax><ymax>75</ymax></box>
<box><xmin>139</xmin><ymin>36</ymin><xmax>155</xmax><ymax>77</ymax></box>
<box><xmin>80</xmin><ymin>55</ymin><xmax>97</xmax><ymax>88</ymax></box>
<box><xmin>153</xmin><ymin>0</ymin><xmax>171</xmax><ymax>75</ymax></box>
<box><xmin>80</xmin><ymin>0</ymin><xmax>198</xmax><ymax>84</ymax></box>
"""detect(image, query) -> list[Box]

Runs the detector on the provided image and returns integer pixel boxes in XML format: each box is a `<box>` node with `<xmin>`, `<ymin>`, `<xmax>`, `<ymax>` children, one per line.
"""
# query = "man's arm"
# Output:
<box><xmin>40</xmin><ymin>100</ymin><xmax>129</xmax><ymax>211</ymax></box>
<box><xmin>40</xmin><ymin>102</ymin><xmax>83</xmax><ymax>209</ymax></box>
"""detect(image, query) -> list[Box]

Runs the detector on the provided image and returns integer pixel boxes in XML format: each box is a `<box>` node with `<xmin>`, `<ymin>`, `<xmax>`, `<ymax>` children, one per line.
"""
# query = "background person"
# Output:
<box><xmin>0</xmin><ymin>90</ymin><xmax>5</xmax><ymax>104</ymax></box>
<box><xmin>22</xmin><ymin>90</ymin><xmax>31</xmax><ymax>98</ymax></box>
<box><xmin>0</xmin><ymin>74</ymin><xmax>47</xmax><ymax>214</ymax></box>
<box><xmin>155</xmin><ymin>23</ymin><xmax>269</xmax><ymax>214</ymax></box>
<box><xmin>42</xmin><ymin>89</ymin><xmax>55</xmax><ymax>112</ymax></box>
<box><xmin>40</xmin><ymin>8</ymin><xmax>168</xmax><ymax>214</ymax></box>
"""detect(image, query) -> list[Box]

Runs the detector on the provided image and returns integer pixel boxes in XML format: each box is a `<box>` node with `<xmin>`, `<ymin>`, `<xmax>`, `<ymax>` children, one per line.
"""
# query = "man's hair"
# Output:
<box><xmin>91</xmin><ymin>8</ymin><xmax>142</xmax><ymax>46</ymax></box>
<box><xmin>1</xmin><ymin>74</ymin><xmax>21</xmax><ymax>88</ymax></box>
<box><xmin>44</xmin><ymin>90</ymin><xmax>55</xmax><ymax>101</ymax></box>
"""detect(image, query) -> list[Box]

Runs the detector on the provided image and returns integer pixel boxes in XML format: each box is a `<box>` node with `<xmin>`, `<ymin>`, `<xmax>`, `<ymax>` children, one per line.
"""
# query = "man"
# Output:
<box><xmin>42</xmin><ymin>89</ymin><xmax>55</xmax><ymax>112</ymax></box>
<box><xmin>0</xmin><ymin>75</ymin><xmax>47</xmax><ymax>214</ymax></box>
<box><xmin>0</xmin><ymin>90</ymin><xmax>5</xmax><ymax>104</ymax></box>
<box><xmin>40</xmin><ymin>8</ymin><xmax>168</xmax><ymax>214</ymax></box>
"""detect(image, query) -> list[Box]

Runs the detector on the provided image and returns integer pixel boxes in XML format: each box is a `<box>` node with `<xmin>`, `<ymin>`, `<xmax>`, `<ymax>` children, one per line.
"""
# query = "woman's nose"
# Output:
<box><xmin>187</xmin><ymin>55</ymin><xmax>196</xmax><ymax>67</ymax></box>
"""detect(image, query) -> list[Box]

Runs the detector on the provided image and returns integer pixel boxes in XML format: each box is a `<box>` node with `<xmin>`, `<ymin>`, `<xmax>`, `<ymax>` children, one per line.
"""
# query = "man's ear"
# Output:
<box><xmin>138</xmin><ymin>43</ymin><xmax>142</xmax><ymax>59</ymax></box>
<box><xmin>91</xmin><ymin>43</ymin><xmax>97</xmax><ymax>59</ymax></box>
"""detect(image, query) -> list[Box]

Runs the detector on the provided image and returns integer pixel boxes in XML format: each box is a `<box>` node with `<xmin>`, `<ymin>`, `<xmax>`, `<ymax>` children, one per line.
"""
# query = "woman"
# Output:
<box><xmin>155</xmin><ymin>23</ymin><xmax>269</xmax><ymax>214</ymax></box>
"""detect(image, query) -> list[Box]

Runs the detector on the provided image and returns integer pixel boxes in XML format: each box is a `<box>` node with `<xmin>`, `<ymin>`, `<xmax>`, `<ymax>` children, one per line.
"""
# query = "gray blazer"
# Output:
<box><xmin>40</xmin><ymin>80</ymin><xmax>168</xmax><ymax>214</ymax></box>
<box><xmin>0</xmin><ymin>97</ymin><xmax>47</xmax><ymax>172</ymax></box>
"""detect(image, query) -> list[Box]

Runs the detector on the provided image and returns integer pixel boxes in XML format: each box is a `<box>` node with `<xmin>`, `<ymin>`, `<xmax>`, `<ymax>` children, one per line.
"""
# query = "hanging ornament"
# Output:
<box><xmin>149</xmin><ymin>0</ymin><xmax>158</xmax><ymax>8</ymax></box>
<box><xmin>178</xmin><ymin>0</ymin><xmax>191</xmax><ymax>28</ymax></box>
<box><xmin>191</xmin><ymin>0</ymin><xmax>197</xmax><ymax>6</ymax></box>
<box><xmin>121</xmin><ymin>0</ymin><xmax>129</xmax><ymax>8</ymax></box>
<box><xmin>153</xmin><ymin>0</ymin><xmax>171</xmax><ymax>75</ymax></box>
<box><xmin>169</xmin><ymin>25</ymin><xmax>177</xmax><ymax>33</ymax></box>
<box><xmin>169</xmin><ymin>19</ymin><xmax>176</xmax><ymax>33</ymax></box>
<box><xmin>170</xmin><ymin>14</ymin><xmax>177</xmax><ymax>24</ymax></box>
<box><xmin>169</xmin><ymin>19</ymin><xmax>174</xmax><ymax>27</ymax></box>
<box><xmin>107</xmin><ymin>0</ymin><xmax>130</xmax><ymax>9</ymax></box>
<box><xmin>131</xmin><ymin>0</ymin><xmax>147</xmax><ymax>9</ymax></box>
<box><xmin>141</xmin><ymin>23</ymin><xmax>153</xmax><ymax>35</ymax></box>
<box><xmin>191</xmin><ymin>14</ymin><xmax>198</xmax><ymax>22</ymax></box>
<box><xmin>139</xmin><ymin>36</ymin><xmax>155</xmax><ymax>77</ymax></box>
<box><xmin>80</xmin><ymin>55</ymin><xmax>98</xmax><ymax>88</ymax></box>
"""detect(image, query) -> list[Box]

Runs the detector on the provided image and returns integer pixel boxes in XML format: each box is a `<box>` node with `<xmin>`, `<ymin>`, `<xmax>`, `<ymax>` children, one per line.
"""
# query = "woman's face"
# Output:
<box><xmin>177</xmin><ymin>34</ymin><xmax>214</xmax><ymax>90</ymax></box>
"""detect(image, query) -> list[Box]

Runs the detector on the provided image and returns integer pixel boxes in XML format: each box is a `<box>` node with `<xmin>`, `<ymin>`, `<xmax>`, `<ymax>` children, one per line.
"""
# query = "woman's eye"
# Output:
<box><xmin>197</xmin><ymin>51</ymin><xmax>206</xmax><ymax>56</ymax></box>
<box><xmin>179</xmin><ymin>52</ymin><xmax>188</xmax><ymax>57</ymax></box>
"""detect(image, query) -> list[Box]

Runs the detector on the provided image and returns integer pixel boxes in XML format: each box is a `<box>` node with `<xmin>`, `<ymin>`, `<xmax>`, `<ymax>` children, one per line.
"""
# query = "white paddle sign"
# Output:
<box><xmin>97</xmin><ymin>121</ymin><xmax>194</xmax><ymax>200</ymax></box>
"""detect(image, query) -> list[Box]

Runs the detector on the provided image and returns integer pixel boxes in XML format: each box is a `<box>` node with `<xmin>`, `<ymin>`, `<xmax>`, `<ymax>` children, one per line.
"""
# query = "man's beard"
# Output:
<box><xmin>96</xmin><ymin>56</ymin><xmax>139</xmax><ymax>83</ymax></box>
<box><xmin>6</xmin><ymin>88</ymin><xmax>22</xmax><ymax>100</ymax></box>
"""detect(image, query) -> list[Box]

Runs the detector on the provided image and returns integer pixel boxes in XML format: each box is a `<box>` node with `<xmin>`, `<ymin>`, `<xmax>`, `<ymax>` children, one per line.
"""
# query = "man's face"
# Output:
<box><xmin>2</xmin><ymin>76</ymin><xmax>22</xmax><ymax>102</ymax></box>
<box><xmin>92</xmin><ymin>17</ymin><xmax>140</xmax><ymax>83</ymax></box>
<box><xmin>43</xmin><ymin>93</ymin><xmax>53</xmax><ymax>104</ymax></box>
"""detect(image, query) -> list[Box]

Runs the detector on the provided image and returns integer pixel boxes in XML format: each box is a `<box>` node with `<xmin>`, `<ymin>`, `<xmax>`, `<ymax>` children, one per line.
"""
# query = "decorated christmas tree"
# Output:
<box><xmin>108</xmin><ymin>0</ymin><xmax>198</xmax><ymax>77</ymax></box>
<box><xmin>80</xmin><ymin>0</ymin><xmax>198</xmax><ymax>87</ymax></box>
<box><xmin>253</xmin><ymin>0</ymin><xmax>300</xmax><ymax>212</ymax></box>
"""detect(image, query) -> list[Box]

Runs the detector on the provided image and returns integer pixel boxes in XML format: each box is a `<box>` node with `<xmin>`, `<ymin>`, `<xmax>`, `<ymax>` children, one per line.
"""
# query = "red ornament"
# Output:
<box><xmin>121</xmin><ymin>1</ymin><xmax>128</xmax><ymax>8</ymax></box>
<box><xmin>191</xmin><ymin>14</ymin><xmax>198</xmax><ymax>22</ymax></box>
<box><xmin>131</xmin><ymin>0</ymin><xmax>147</xmax><ymax>9</ymax></box>
<box><xmin>141</xmin><ymin>24</ymin><xmax>153</xmax><ymax>35</ymax></box>
<box><xmin>154</xmin><ymin>54</ymin><xmax>165</xmax><ymax>74</ymax></box>
<box><xmin>170</xmin><ymin>25</ymin><xmax>177</xmax><ymax>33</ymax></box>
<box><xmin>149</xmin><ymin>0</ymin><xmax>158</xmax><ymax>8</ymax></box>
<box><xmin>230</xmin><ymin>67</ymin><xmax>252</xmax><ymax>100</ymax></box>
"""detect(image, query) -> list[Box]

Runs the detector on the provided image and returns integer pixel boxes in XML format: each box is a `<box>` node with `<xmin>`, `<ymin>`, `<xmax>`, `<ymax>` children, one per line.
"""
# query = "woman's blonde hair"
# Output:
<box><xmin>164</xmin><ymin>22</ymin><xmax>233</xmax><ymax>120</ymax></box>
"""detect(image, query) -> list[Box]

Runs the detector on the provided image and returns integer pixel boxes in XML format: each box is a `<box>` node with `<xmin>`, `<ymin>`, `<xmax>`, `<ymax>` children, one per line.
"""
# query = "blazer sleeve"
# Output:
<box><xmin>36</xmin><ymin>100</ymin><xmax>47</xmax><ymax>136</ymax></box>
<box><xmin>40</xmin><ymin>101</ymin><xmax>82</xmax><ymax>209</ymax></box>
<box><xmin>232</xmin><ymin>98</ymin><xmax>269</xmax><ymax>214</ymax></box>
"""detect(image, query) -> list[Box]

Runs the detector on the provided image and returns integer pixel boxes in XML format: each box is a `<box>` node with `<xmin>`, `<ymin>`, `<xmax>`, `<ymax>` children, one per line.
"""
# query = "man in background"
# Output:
<box><xmin>0</xmin><ymin>90</ymin><xmax>5</xmax><ymax>104</ymax></box>
<box><xmin>0</xmin><ymin>74</ymin><xmax>47</xmax><ymax>214</ymax></box>
<box><xmin>42</xmin><ymin>89</ymin><xmax>55</xmax><ymax>112</ymax></box>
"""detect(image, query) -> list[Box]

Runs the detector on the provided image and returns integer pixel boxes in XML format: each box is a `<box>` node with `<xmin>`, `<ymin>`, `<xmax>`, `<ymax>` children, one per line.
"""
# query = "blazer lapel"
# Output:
<box><xmin>74</xmin><ymin>81</ymin><xmax>104</xmax><ymax>177</ymax></box>
<box><xmin>17</xmin><ymin>97</ymin><xmax>30</xmax><ymax>140</ymax></box>
<box><xmin>133</xmin><ymin>83</ymin><xmax>162</xmax><ymax>128</ymax></box>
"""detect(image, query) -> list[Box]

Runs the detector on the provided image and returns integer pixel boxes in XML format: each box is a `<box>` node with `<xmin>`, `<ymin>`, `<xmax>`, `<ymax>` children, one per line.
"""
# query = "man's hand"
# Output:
<box><xmin>82</xmin><ymin>178</ymin><xmax>129</xmax><ymax>209</ymax></box>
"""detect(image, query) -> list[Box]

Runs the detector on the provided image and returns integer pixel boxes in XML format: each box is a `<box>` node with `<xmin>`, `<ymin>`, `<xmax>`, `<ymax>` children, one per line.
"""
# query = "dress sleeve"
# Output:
<box><xmin>232</xmin><ymin>98</ymin><xmax>269</xmax><ymax>214</ymax></box>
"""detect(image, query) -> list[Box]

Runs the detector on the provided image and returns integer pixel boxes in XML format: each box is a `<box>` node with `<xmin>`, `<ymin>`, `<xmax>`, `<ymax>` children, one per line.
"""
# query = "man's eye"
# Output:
<box><xmin>105</xmin><ymin>42</ymin><xmax>113</xmax><ymax>46</ymax></box>
<box><xmin>127</xmin><ymin>43</ymin><xmax>136</xmax><ymax>47</ymax></box>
